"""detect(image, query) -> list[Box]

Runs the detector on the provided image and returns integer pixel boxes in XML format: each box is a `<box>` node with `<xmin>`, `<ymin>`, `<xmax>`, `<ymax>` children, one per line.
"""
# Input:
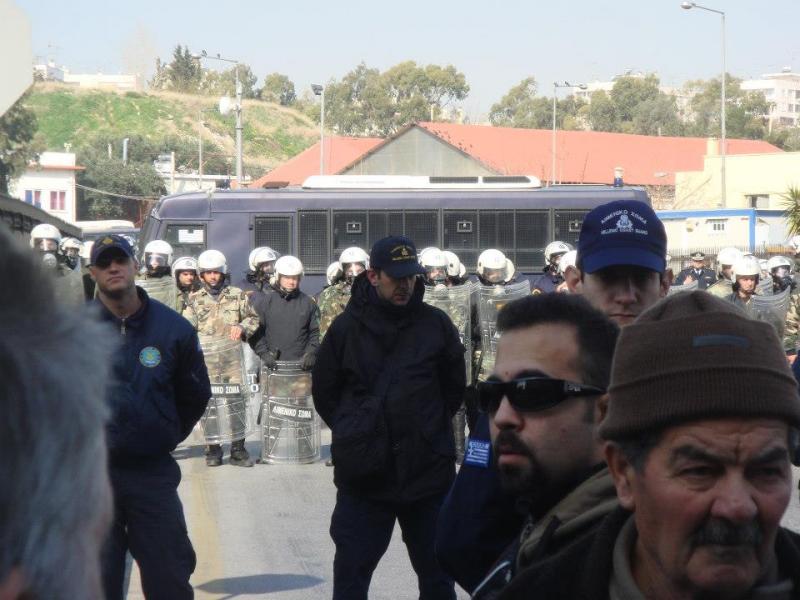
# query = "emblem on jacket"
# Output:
<box><xmin>139</xmin><ymin>346</ymin><xmax>162</xmax><ymax>368</ymax></box>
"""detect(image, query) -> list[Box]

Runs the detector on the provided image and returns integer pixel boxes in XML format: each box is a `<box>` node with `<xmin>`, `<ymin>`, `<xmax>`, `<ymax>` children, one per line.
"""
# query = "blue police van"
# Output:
<box><xmin>138</xmin><ymin>175</ymin><xmax>650</xmax><ymax>293</ymax></box>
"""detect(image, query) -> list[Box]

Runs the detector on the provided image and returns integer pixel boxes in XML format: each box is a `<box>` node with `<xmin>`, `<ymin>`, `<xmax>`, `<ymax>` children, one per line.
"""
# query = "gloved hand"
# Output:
<box><xmin>260</xmin><ymin>349</ymin><xmax>278</xmax><ymax>370</ymax></box>
<box><xmin>302</xmin><ymin>352</ymin><xmax>316</xmax><ymax>371</ymax></box>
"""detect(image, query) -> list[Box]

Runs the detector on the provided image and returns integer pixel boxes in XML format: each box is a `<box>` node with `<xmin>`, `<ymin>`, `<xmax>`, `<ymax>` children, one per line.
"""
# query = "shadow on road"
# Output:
<box><xmin>196</xmin><ymin>573</ymin><xmax>324</xmax><ymax>598</ymax></box>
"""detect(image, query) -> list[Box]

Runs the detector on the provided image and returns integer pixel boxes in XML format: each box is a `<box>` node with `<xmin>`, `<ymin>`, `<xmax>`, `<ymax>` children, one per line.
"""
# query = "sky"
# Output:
<box><xmin>16</xmin><ymin>0</ymin><xmax>800</xmax><ymax>120</ymax></box>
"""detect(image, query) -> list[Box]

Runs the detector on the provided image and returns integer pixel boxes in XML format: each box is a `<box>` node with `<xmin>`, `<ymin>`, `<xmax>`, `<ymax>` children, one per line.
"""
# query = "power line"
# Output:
<box><xmin>75</xmin><ymin>183</ymin><xmax>157</xmax><ymax>201</ymax></box>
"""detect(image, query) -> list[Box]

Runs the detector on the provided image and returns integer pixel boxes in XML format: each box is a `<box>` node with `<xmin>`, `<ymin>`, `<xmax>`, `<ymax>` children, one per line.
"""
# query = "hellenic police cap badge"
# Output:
<box><xmin>139</xmin><ymin>346</ymin><xmax>162</xmax><ymax>368</ymax></box>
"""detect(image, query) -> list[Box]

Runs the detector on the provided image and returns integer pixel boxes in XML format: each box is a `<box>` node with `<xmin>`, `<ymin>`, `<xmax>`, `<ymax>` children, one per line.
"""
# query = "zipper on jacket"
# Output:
<box><xmin>120</xmin><ymin>317</ymin><xmax>127</xmax><ymax>335</ymax></box>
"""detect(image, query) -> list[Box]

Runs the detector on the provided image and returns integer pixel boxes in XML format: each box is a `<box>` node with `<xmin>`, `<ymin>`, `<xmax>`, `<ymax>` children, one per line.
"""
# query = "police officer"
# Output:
<box><xmin>420</xmin><ymin>247</ymin><xmax>449</xmax><ymax>287</ymax></box>
<box><xmin>443</xmin><ymin>250</ymin><xmax>468</xmax><ymax>286</ymax></box>
<box><xmin>60</xmin><ymin>236</ymin><xmax>83</xmax><ymax>271</ymax></box>
<box><xmin>240</xmin><ymin>246</ymin><xmax>279</xmax><ymax>294</ymax></box>
<box><xmin>556</xmin><ymin>249</ymin><xmax>577</xmax><ymax>292</ymax></box>
<box><xmin>532</xmin><ymin>241</ymin><xmax>573</xmax><ymax>293</ymax></box>
<box><xmin>89</xmin><ymin>235</ymin><xmax>211</xmax><ymax>600</ymax></box>
<box><xmin>30</xmin><ymin>223</ymin><xmax>84</xmax><ymax>306</ymax></box>
<box><xmin>184</xmin><ymin>249</ymin><xmax>260</xmax><ymax>467</ymax></box>
<box><xmin>172</xmin><ymin>256</ymin><xmax>200</xmax><ymax>313</ymax></box>
<box><xmin>318</xmin><ymin>247</ymin><xmax>368</xmax><ymax>341</ymax></box>
<box><xmin>768</xmin><ymin>256</ymin><xmax>800</xmax><ymax>356</ymax></box>
<box><xmin>726</xmin><ymin>254</ymin><xmax>761</xmax><ymax>308</ymax></box>
<box><xmin>674</xmin><ymin>251</ymin><xmax>716</xmax><ymax>289</ymax></box>
<box><xmin>250</xmin><ymin>255</ymin><xmax>320</xmax><ymax>371</ymax></box>
<box><xmin>476</xmin><ymin>248</ymin><xmax>516</xmax><ymax>285</ymax></box>
<box><xmin>139</xmin><ymin>240</ymin><xmax>173</xmax><ymax>279</ymax></box>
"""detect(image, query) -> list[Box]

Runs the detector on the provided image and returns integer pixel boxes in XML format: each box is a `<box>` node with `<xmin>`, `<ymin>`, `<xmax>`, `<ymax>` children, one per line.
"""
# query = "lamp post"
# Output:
<box><xmin>551</xmin><ymin>81</ymin><xmax>586</xmax><ymax>186</ymax></box>
<box><xmin>197</xmin><ymin>108</ymin><xmax>214</xmax><ymax>188</ymax></box>
<box><xmin>681</xmin><ymin>1</ymin><xmax>726</xmax><ymax>208</ymax></box>
<box><xmin>193</xmin><ymin>50</ymin><xmax>244</xmax><ymax>184</ymax></box>
<box><xmin>312</xmin><ymin>84</ymin><xmax>325</xmax><ymax>175</ymax></box>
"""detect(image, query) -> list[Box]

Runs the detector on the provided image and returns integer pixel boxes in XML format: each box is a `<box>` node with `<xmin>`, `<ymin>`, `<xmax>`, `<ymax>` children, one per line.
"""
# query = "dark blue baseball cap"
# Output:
<box><xmin>369</xmin><ymin>235</ymin><xmax>426</xmax><ymax>278</ymax></box>
<box><xmin>577</xmin><ymin>200</ymin><xmax>667</xmax><ymax>274</ymax></box>
<box><xmin>90</xmin><ymin>234</ymin><xmax>135</xmax><ymax>265</ymax></box>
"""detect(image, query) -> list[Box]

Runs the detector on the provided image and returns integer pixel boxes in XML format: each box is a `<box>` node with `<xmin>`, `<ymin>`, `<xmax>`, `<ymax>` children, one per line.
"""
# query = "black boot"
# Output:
<box><xmin>229</xmin><ymin>439</ymin><xmax>254</xmax><ymax>467</ymax></box>
<box><xmin>205</xmin><ymin>444</ymin><xmax>223</xmax><ymax>467</ymax></box>
<box><xmin>452</xmin><ymin>408</ymin><xmax>466</xmax><ymax>465</ymax></box>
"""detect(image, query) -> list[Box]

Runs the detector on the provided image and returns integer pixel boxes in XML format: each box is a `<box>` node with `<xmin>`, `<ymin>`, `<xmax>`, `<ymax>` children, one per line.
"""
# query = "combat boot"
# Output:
<box><xmin>229</xmin><ymin>439</ymin><xmax>254</xmax><ymax>467</ymax></box>
<box><xmin>205</xmin><ymin>444</ymin><xmax>223</xmax><ymax>467</ymax></box>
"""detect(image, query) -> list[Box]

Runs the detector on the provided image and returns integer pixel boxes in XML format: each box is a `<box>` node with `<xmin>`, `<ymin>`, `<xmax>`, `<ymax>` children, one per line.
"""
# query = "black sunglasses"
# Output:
<box><xmin>477</xmin><ymin>376</ymin><xmax>605</xmax><ymax>414</ymax></box>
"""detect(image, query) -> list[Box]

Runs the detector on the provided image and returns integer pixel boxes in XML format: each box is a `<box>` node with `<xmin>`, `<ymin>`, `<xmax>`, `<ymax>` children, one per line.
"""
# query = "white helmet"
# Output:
<box><xmin>172</xmin><ymin>256</ymin><xmax>198</xmax><ymax>276</ymax></box>
<box><xmin>544</xmin><ymin>241</ymin><xmax>573</xmax><ymax>264</ymax></box>
<box><xmin>732</xmin><ymin>255</ymin><xmax>761</xmax><ymax>280</ymax></box>
<box><xmin>443</xmin><ymin>250</ymin><xmax>466</xmax><ymax>279</ymax></box>
<box><xmin>30</xmin><ymin>223</ymin><xmax>61</xmax><ymax>249</ymax></box>
<box><xmin>558</xmin><ymin>250</ymin><xmax>578</xmax><ymax>276</ymax></box>
<box><xmin>339</xmin><ymin>246</ymin><xmax>369</xmax><ymax>267</ymax></box>
<box><xmin>197</xmin><ymin>249</ymin><xmax>228</xmax><ymax>274</ymax></box>
<box><xmin>767</xmin><ymin>255</ymin><xmax>793</xmax><ymax>273</ymax></box>
<box><xmin>326</xmin><ymin>261</ymin><xmax>344</xmax><ymax>286</ymax></box>
<box><xmin>717</xmin><ymin>247</ymin><xmax>742</xmax><ymax>268</ymax></box>
<box><xmin>419</xmin><ymin>248</ymin><xmax>448</xmax><ymax>269</ymax></box>
<box><xmin>80</xmin><ymin>240</ymin><xmax>94</xmax><ymax>261</ymax></box>
<box><xmin>504</xmin><ymin>258</ymin><xmax>516</xmax><ymax>283</ymax></box>
<box><xmin>249</xmin><ymin>246</ymin><xmax>279</xmax><ymax>271</ymax></box>
<box><xmin>477</xmin><ymin>249</ymin><xmax>507</xmax><ymax>275</ymax></box>
<box><xmin>143</xmin><ymin>239</ymin><xmax>174</xmax><ymax>267</ymax></box>
<box><xmin>60</xmin><ymin>237</ymin><xmax>83</xmax><ymax>253</ymax></box>
<box><xmin>274</xmin><ymin>255</ymin><xmax>304</xmax><ymax>277</ymax></box>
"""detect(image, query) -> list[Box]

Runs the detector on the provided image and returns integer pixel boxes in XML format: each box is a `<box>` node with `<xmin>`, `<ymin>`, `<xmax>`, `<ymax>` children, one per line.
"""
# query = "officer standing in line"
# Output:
<box><xmin>318</xmin><ymin>247</ymin><xmax>368</xmax><ymax>341</ymax></box>
<box><xmin>767</xmin><ymin>255</ymin><xmax>800</xmax><ymax>358</ymax></box>
<box><xmin>674</xmin><ymin>251</ymin><xmax>716</xmax><ymax>289</ymax></box>
<box><xmin>89</xmin><ymin>235</ymin><xmax>211</xmax><ymax>600</ymax></box>
<box><xmin>172</xmin><ymin>256</ymin><xmax>200</xmax><ymax>313</ymax></box>
<box><xmin>239</xmin><ymin>246</ymin><xmax>279</xmax><ymax>295</ymax></box>
<box><xmin>726</xmin><ymin>254</ymin><xmax>762</xmax><ymax>308</ymax></box>
<box><xmin>443</xmin><ymin>250</ymin><xmax>468</xmax><ymax>286</ymax></box>
<box><xmin>476</xmin><ymin>248</ymin><xmax>517</xmax><ymax>285</ymax></box>
<box><xmin>184</xmin><ymin>249</ymin><xmax>261</xmax><ymax>467</ymax></box>
<box><xmin>30</xmin><ymin>223</ymin><xmax>84</xmax><ymax>306</ymax></box>
<box><xmin>139</xmin><ymin>240</ymin><xmax>173</xmax><ymax>280</ymax></box>
<box><xmin>420</xmin><ymin>247</ymin><xmax>449</xmax><ymax>287</ymax></box>
<box><xmin>60</xmin><ymin>236</ymin><xmax>83</xmax><ymax>271</ymax></box>
<box><xmin>532</xmin><ymin>241</ymin><xmax>573</xmax><ymax>294</ymax></box>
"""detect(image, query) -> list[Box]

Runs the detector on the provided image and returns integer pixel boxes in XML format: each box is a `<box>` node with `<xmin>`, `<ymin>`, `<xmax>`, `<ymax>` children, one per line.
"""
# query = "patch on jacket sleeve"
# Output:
<box><xmin>463</xmin><ymin>438</ymin><xmax>491</xmax><ymax>468</ymax></box>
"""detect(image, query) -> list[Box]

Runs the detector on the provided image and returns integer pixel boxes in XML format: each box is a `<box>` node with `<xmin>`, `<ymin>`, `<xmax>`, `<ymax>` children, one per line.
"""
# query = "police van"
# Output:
<box><xmin>139</xmin><ymin>175</ymin><xmax>650</xmax><ymax>293</ymax></box>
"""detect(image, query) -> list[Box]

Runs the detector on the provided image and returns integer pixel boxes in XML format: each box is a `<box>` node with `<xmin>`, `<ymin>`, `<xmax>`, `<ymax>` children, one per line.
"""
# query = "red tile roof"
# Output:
<box><xmin>249</xmin><ymin>136</ymin><xmax>383</xmax><ymax>187</ymax></box>
<box><xmin>415</xmin><ymin>122</ymin><xmax>782</xmax><ymax>186</ymax></box>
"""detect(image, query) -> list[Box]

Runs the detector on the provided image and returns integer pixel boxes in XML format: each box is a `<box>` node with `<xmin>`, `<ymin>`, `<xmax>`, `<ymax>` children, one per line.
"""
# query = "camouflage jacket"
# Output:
<box><xmin>318</xmin><ymin>281</ymin><xmax>351</xmax><ymax>341</ymax></box>
<box><xmin>784</xmin><ymin>290</ymin><xmax>800</xmax><ymax>353</ymax></box>
<box><xmin>183</xmin><ymin>284</ymin><xmax>260</xmax><ymax>340</ymax></box>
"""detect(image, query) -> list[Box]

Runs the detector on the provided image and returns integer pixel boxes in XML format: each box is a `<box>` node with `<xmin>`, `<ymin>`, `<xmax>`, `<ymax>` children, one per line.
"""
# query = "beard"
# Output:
<box><xmin>493</xmin><ymin>429</ymin><xmax>547</xmax><ymax>497</ymax></box>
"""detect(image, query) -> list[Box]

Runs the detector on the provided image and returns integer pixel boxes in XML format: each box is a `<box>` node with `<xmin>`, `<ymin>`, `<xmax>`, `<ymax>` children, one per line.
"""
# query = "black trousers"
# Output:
<box><xmin>102</xmin><ymin>456</ymin><xmax>196</xmax><ymax>600</ymax></box>
<box><xmin>330</xmin><ymin>489</ymin><xmax>456</xmax><ymax>600</ymax></box>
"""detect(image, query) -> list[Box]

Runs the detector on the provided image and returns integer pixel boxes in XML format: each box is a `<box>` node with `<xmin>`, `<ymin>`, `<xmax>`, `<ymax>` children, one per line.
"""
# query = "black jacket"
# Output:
<box><xmin>94</xmin><ymin>287</ymin><xmax>211</xmax><ymax>465</ymax></box>
<box><xmin>312</xmin><ymin>272</ymin><xmax>466</xmax><ymax>503</ymax></box>
<box><xmin>250</xmin><ymin>285</ymin><xmax>320</xmax><ymax>362</ymax></box>
<box><xmin>498</xmin><ymin>506</ymin><xmax>800</xmax><ymax>599</ymax></box>
<box><xmin>675</xmin><ymin>266</ymin><xmax>717</xmax><ymax>290</ymax></box>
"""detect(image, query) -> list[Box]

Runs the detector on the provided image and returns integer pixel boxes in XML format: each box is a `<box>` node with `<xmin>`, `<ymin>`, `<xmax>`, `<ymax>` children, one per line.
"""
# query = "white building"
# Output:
<box><xmin>741</xmin><ymin>68</ymin><xmax>800</xmax><ymax>129</ymax></box>
<box><xmin>33</xmin><ymin>61</ymin><xmax>143</xmax><ymax>92</ymax></box>
<box><xmin>9</xmin><ymin>151</ymin><xmax>83</xmax><ymax>224</ymax></box>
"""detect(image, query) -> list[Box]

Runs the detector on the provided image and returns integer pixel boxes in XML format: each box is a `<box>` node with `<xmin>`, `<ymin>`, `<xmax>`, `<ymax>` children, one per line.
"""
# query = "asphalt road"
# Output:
<box><xmin>123</xmin><ymin>423</ymin><xmax>800</xmax><ymax>600</ymax></box>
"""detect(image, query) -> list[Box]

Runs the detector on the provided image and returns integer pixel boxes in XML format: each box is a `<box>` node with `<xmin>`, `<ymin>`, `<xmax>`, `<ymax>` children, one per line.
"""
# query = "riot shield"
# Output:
<box><xmin>258</xmin><ymin>361</ymin><xmax>320</xmax><ymax>464</ymax></box>
<box><xmin>668</xmin><ymin>279</ymin><xmax>698</xmax><ymax>296</ymax></box>
<box><xmin>749</xmin><ymin>288</ymin><xmax>792</xmax><ymax>338</ymax></box>
<box><xmin>706</xmin><ymin>278</ymin><xmax>733</xmax><ymax>298</ymax></box>
<box><xmin>478</xmin><ymin>280</ymin><xmax>531</xmax><ymax>380</ymax></box>
<box><xmin>424</xmin><ymin>283</ymin><xmax>474</xmax><ymax>383</ymax></box>
<box><xmin>198</xmin><ymin>335</ymin><xmax>252</xmax><ymax>444</ymax></box>
<box><xmin>757</xmin><ymin>277</ymin><xmax>774</xmax><ymax>296</ymax></box>
<box><xmin>55</xmin><ymin>268</ymin><xmax>85</xmax><ymax>306</ymax></box>
<box><xmin>138</xmin><ymin>276</ymin><xmax>177</xmax><ymax>310</ymax></box>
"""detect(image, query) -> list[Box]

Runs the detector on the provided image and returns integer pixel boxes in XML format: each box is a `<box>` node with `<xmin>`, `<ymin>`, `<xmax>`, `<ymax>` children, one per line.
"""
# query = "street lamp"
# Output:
<box><xmin>552</xmin><ymin>81</ymin><xmax>586</xmax><ymax>186</ymax></box>
<box><xmin>681</xmin><ymin>1</ymin><xmax>726</xmax><ymax>208</ymax></box>
<box><xmin>312</xmin><ymin>84</ymin><xmax>325</xmax><ymax>175</ymax></box>
<box><xmin>192</xmin><ymin>50</ymin><xmax>244</xmax><ymax>184</ymax></box>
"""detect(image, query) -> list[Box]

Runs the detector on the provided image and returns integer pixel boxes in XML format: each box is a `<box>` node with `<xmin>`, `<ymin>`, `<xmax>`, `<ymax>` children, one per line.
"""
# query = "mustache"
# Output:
<box><xmin>692</xmin><ymin>518</ymin><xmax>764</xmax><ymax>548</ymax></box>
<box><xmin>493</xmin><ymin>430</ymin><xmax>534</xmax><ymax>458</ymax></box>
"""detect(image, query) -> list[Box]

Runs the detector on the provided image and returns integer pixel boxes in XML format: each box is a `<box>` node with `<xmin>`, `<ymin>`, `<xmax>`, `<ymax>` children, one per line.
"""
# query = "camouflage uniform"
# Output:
<box><xmin>783</xmin><ymin>291</ymin><xmax>800</xmax><ymax>353</ymax></box>
<box><xmin>135</xmin><ymin>272</ymin><xmax>177</xmax><ymax>309</ymax></box>
<box><xmin>318</xmin><ymin>281</ymin><xmax>352</xmax><ymax>341</ymax></box>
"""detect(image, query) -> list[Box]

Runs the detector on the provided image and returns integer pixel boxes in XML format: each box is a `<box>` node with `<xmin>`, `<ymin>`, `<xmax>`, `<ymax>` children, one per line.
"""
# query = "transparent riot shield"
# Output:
<box><xmin>55</xmin><ymin>268</ymin><xmax>85</xmax><ymax>306</ymax></box>
<box><xmin>706</xmin><ymin>278</ymin><xmax>733</xmax><ymax>298</ymax></box>
<box><xmin>478</xmin><ymin>280</ymin><xmax>531</xmax><ymax>380</ymax></box>
<box><xmin>138</xmin><ymin>276</ymin><xmax>177</xmax><ymax>310</ymax></box>
<box><xmin>258</xmin><ymin>361</ymin><xmax>320</xmax><ymax>464</ymax></box>
<box><xmin>668</xmin><ymin>279</ymin><xmax>698</xmax><ymax>296</ymax></box>
<box><xmin>757</xmin><ymin>277</ymin><xmax>774</xmax><ymax>296</ymax></box>
<box><xmin>198</xmin><ymin>335</ymin><xmax>252</xmax><ymax>444</ymax></box>
<box><xmin>424</xmin><ymin>283</ymin><xmax>474</xmax><ymax>383</ymax></box>
<box><xmin>749</xmin><ymin>288</ymin><xmax>792</xmax><ymax>338</ymax></box>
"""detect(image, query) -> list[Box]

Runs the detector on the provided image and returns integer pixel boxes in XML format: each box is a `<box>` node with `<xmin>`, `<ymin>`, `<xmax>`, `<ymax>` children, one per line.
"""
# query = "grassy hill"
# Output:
<box><xmin>26</xmin><ymin>82</ymin><xmax>318</xmax><ymax>177</ymax></box>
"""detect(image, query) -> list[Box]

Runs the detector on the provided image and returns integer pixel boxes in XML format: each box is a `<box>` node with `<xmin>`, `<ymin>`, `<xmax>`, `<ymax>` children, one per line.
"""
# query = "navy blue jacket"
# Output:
<box><xmin>94</xmin><ymin>287</ymin><xmax>211</xmax><ymax>464</ymax></box>
<box><xmin>531</xmin><ymin>269</ymin><xmax>563</xmax><ymax>294</ymax></box>
<box><xmin>435</xmin><ymin>413</ymin><xmax>524</xmax><ymax>593</ymax></box>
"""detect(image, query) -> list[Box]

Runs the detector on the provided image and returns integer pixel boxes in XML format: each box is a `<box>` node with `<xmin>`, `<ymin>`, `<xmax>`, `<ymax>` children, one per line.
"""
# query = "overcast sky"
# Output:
<box><xmin>17</xmin><ymin>0</ymin><xmax>800</xmax><ymax>119</ymax></box>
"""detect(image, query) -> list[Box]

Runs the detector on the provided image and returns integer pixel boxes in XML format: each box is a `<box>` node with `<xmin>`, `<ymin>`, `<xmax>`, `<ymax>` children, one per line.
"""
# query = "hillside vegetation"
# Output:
<box><xmin>26</xmin><ymin>82</ymin><xmax>318</xmax><ymax>176</ymax></box>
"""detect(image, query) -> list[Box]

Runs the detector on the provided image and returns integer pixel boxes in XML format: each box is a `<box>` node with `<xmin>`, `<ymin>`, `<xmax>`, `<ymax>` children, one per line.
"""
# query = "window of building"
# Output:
<box><xmin>707</xmin><ymin>219</ymin><xmax>726</xmax><ymax>234</ymax></box>
<box><xmin>747</xmin><ymin>194</ymin><xmax>770</xmax><ymax>209</ymax></box>
<box><xmin>49</xmin><ymin>191</ymin><xmax>66</xmax><ymax>211</ymax></box>
<box><xmin>24</xmin><ymin>190</ymin><xmax>43</xmax><ymax>207</ymax></box>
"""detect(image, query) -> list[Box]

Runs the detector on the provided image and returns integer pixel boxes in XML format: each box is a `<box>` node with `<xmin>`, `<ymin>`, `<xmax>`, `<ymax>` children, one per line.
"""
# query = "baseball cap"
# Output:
<box><xmin>577</xmin><ymin>200</ymin><xmax>667</xmax><ymax>274</ymax></box>
<box><xmin>90</xmin><ymin>234</ymin><xmax>135</xmax><ymax>265</ymax></box>
<box><xmin>369</xmin><ymin>236</ymin><xmax>426</xmax><ymax>279</ymax></box>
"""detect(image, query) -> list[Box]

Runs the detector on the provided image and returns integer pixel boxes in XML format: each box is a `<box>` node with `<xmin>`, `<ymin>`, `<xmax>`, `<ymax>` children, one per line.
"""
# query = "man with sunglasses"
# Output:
<box><xmin>89</xmin><ymin>235</ymin><xmax>211</xmax><ymax>600</ymax></box>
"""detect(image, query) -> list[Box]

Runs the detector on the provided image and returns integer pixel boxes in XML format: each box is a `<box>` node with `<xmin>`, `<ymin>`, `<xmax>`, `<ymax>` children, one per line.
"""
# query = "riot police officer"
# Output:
<box><xmin>30</xmin><ymin>223</ymin><xmax>84</xmax><ymax>306</ymax></box>
<box><xmin>443</xmin><ymin>250</ymin><xmax>468</xmax><ymax>286</ymax></box>
<box><xmin>532</xmin><ymin>241</ymin><xmax>573</xmax><ymax>293</ymax></box>
<box><xmin>769</xmin><ymin>256</ymin><xmax>800</xmax><ymax>355</ymax></box>
<box><xmin>140</xmin><ymin>240</ymin><xmax>173</xmax><ymax>279</ymax></box>
<box><xmin>172</xmin><ymin>256</ymin><xmax>200</xmax><ymax>313</ymax></box>
<box><xmin>60</xmin><ymin>237</ymin><xmax>83</xmax><ymax>271</ymax></box>
<box><xmin>556</xmin><ymin>249</ymin><xmax>577</xmax><ymax>292</ymax></box>
<box><xmin>240</xmin><ymin>246</ymin><xmax>279</xmax><ymax>294</ymax></box>
<box><xmin>318</xmin><ymin>247</ymin><xmax>368</xmax><ymax>340</ymax></box>
<box><xmin>674</xmin><ymin>251</ymin><xmax>716</xmax><ymax>289</ymax></box>
<box><xmin>726</xmin><ymin>254</ymin><xmax>761</xmax><ymax>308</ymax></box>
<box><xmin>706</xmin><ymin>246</ymin><xmax>743</xmax><ymax>297</ymax></box>
<box><xmin>184</xmin><ymin>249</ymin><xmax>260</xmax><ymax>467</ymax></box>
<box><xmin>420</xmin><ymin>247</ymin><xmax>449</xmax><ymax>287</ymax></box>
<box><xmin>476</xmin><ymin>248</ymin><xmax>516</xmax><ymax>286</ymax></box>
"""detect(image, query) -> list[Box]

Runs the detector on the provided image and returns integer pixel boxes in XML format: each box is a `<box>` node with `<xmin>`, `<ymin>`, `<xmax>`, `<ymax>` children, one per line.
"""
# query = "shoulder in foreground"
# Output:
<box><xmin>149</xmin><ymin>298</ymin><xmax>195</xmax><ymax>333</ymax></box>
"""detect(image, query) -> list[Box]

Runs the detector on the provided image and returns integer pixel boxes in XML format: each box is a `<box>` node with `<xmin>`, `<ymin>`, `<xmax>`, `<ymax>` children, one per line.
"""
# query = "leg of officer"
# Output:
<box><xmin>330</xmin><ymin>490</ymin><xmax>396</xmax><ymax>600</ymax></box>
<box><xmin>397</xmin><ymin>494</ymin><xmax>456</xmax><ymax>600</ymax></box>
<box><xmin>120</xmin><ymin>459</ymin><xmax>197</xmax><ymax>600</ymax></box>
<box><xmin>100</xmin><ymin>509</ymin><xmax>130</xmax><ymax>600</ymax></box>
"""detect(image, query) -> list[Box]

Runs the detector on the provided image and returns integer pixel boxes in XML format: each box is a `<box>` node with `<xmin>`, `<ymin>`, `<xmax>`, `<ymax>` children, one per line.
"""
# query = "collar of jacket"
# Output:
<box><xmin>347</xmin><ymin>271</ymin><xmax>424</xmax><ymax>332</ymax></box>
<box><xmin>272</xmin><ymin>283</ymin><xmax>299</xmax><ymax>300</ymax></box>
<box><xmin>516</xmin><ymin>466</ymin><xmax>618</xmax><ymax>571</ymax></box>
<box><xmin>95</xmin><ymin>285</ymin><xmax>150</xmax><ymax>331</ymax></box>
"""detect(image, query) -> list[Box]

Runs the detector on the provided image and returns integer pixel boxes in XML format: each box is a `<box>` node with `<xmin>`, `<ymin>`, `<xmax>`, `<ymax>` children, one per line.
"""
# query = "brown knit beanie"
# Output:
<box><xmin>600</xmin><ymin>291</ymin><xmax>800</xmax><ymax>440</ymax></box>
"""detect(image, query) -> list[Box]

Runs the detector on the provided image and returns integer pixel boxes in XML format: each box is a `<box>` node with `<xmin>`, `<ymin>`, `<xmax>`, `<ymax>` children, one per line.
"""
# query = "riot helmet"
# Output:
<box><xmin>250</xmin><ymin>246</ymin><xmax>279</xmax><ymax>279</ymax></box>
<box><xmin>419</xmin><ymin>247</ymin><xmax>448</xmax><ymax>286</ymax></box>
<box><xmin>326</xmin><ymin>261</ymin><xmax>344</xmax><ymax>286</ymax></box>
<box><xmin>273</xmin><ymin>255</ymin><xmax>303</xmax><ymax>294</ymax></box>
<box><xmin>558</xmin><ymin>249</ymin><xmax>578</xmax><ymax>277</ymax></box>
<box><xmin>339</xmin><ymin>246</ymin><xmax>369</xmax><ymax>283</ymax></box>
<box><xmin>731</xmin><ymin>254</ymin><xmax>761</xmax><ymax>296</ymax></box>
<box><xmin>172</xmin><ymin>256</ymin><xmax>198</xmax><ymax>289</ymax></box>
<box><xmin>197</xmin><ymin>249</ymin><xmax>227</xmax><ymax>274</ymax></box>
<box><xmin>443</xmin><ymin>250</ymin><xmax>467</xmax><ymax>282</ymax></box>
<box><xmin>767</xmin><ymin>255</ymin><xmax>794</xmax><ymax>292</ymax></box>
<box><xmin>716</xmin><ymin>247</ymin><xmax>742</xmax><ymax>280</ymax></box>
<box><xmin>60</xmin><ymin>237</ymin><xmax>83</xmax><ymax>269</ymax></box>
<box><xmin>477</xmin><ymin>249</ymin><xmax>508</xmax><ymax>284</ymax></box>
<box><xmin>143</xmin><ymin>240</ymin><xmax>173</xmax><ymax>277</ymax></box>
<box><xmin>544</xmin><ymin>241</ymin><xmax>574</xmax><ymax>269</ymax></box>
<box><xmin>30</xmin><ymin>223</ymin><xmax>61</xmax><ymax>253</ymax></box>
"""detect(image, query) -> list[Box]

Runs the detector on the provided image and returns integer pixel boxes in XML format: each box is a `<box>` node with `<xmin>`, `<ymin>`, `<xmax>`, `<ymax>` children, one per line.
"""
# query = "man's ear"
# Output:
<box><xmin>566</xmin><ymin>267</ymin><xmax>582</xmax><ymax>293</ymax></box>
<box><xmin>595</xmin><ymin>393</ymin><xmax>609</xmax><ymax>425</ymax></box>
<box><xmin>604</xmin><ymin>442</ymin><xmax>636</xmax><ymax>510</ymax></box>
<box><xmin>659</xmin><ymin>272</ymin><xmax>671</xmax><ymax>297</ymax></box>
<box><xmin>366</xmin><ymin>269</ymin><xmax>379</xmax><ymax>287</ymax></box>
<box><xmin>88</xmin><ymin>265</ymin><xmax>97</xmax><ymax>283</ymax></box>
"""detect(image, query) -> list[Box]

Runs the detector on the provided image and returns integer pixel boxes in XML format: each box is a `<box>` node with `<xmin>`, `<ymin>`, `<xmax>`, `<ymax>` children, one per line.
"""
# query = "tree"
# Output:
<box><xmin>261</xmin><ymin>73</ymin><xmax>296</xmax><ymax>106</ymax></box>
<box><xmin>77</xmin><ymin>157</ymin><xmax>165</xmax><ymax>220</ymax></box>
<box><xmin>489</xmin><ymin>77</ymin><xmax>585</xmax><ymax>129</ymax></box>
<box><xmin>0</xmin><ymin>91</ymin><xmax>40</xmax><ymax>194</ymax></box>
<box><xmin>610</xmin><ymin>75</ymin><xmax>661</xmax><ymax>124</ymax></box>
<box><xmin>781</xmin><ymin>185</ymin><xmax>800</xmax><ymax>236</ymax></box>
<box><xmin>632</xmin><ymin>95</ymin><xmax>684</xmax><ymax>136</ymax></box>
<box><xmin>686</xmin><ymin>75</ymin><xmax>771</xmax><ymax>139</ymax></box>
<box><xmin>166</xmin><ymin>45</ymin><xmax>202</xmax><ymax>93</ymax></box>
<box><xmin>587</xmin><ymin>91</ymin><xmax>618</xmax><ymax>132</ymax></box>
<box><xmin>200</xmin><ymin>64</ymin><xmax>259</xmax><ymax>99</ymax></box>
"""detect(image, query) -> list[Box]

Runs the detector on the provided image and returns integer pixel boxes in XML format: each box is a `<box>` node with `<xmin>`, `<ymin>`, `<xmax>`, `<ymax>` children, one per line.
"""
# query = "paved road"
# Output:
<box><xmin>124</xmin><ymin>424</ymin><xmax>800</xmax><ymax>600</ymax></box>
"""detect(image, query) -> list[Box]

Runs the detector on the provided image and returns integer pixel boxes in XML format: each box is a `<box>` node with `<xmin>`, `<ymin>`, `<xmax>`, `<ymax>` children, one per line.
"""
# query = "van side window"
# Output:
<box><xmin>164</xmin><ymin>223</ymin><xmax>207</xmax><ymax>259</ymax></box>
<box><xmin>254</xmin><ymin>215</ymin><xmax>292</xmax><ymax>257</ymax></box>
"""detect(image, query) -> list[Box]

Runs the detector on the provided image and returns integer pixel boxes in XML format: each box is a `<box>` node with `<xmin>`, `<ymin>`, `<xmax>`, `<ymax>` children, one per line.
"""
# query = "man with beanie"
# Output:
<box><xmin>499</xmin><ymin>291</ymin><xmax>800</xmax><ymax>599</ymax></box>
<box><xmin>312</xmin><ymin>235</ymin><xmax>466</xmax><ymax>600</ymax></box>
